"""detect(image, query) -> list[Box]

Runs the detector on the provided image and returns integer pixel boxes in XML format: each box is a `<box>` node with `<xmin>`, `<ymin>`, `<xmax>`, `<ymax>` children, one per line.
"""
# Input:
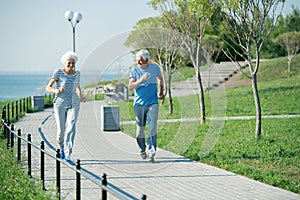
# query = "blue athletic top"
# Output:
<box><xmin>52</xmin><ymin>68</ymin><xmax>80</xmax><ymax>108</ymax></box>
<box><xmin>129</xmin><ymin>63</ymin><xmax>161</xmax><ymax>106</ymax></box>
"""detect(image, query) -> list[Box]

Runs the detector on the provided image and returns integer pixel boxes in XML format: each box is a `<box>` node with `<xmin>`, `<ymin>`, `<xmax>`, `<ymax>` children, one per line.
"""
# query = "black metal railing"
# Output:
<box><xmin>2</xmin><ymin>97</ymin><xmax>29</xmax><ymax>126</ymax></box>
<box><xmin>1</xmin><ymin>104</ymin><xmax>147</xmax><ymax>200</ymax></box>
<box><xmin>2</xmin><ymin>94</ymin><xmax>54</xmax><ymax>126</ymax></box>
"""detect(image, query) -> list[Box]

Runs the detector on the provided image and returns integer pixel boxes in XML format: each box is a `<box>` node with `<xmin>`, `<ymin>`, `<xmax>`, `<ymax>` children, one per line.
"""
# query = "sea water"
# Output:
<box><xmin>0</xmin><ymin>71</ymin><xmax>125</xmax><ymax>102</ymax></box>
<box><xmin>0</xmin><ymin>72</ymin><xmax>51</xmax><ymax>101</ymax></box>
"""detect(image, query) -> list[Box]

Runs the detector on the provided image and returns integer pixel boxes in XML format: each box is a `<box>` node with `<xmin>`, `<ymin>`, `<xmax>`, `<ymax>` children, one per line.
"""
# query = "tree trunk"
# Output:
<box><xmin>168</xmin><ymin>72</ymin><xmax>173</xmax><ymax>114</ymax></box>
<box><xmin>196</xmin><ymin>70</ymin><xmax>206</xmax><ymax>124</ymax></box>
<box><xmin>162</xmin><ymin>70</ymin><xmax>173</xmax><ymax>114</ymax></box>
<box><xmin>252</xmin><ymin>74</ymin><xmax>262</xmax><ymax>139</ymax></box>
<box><xmin>287</xmin><ymin>55</ymin><xmax>292</xmax><ymax>76</ymax></box>
<box><xmin>168</xmin><ymin>87</ymin><xmax>173</xmax><ymax>114</ymax></box>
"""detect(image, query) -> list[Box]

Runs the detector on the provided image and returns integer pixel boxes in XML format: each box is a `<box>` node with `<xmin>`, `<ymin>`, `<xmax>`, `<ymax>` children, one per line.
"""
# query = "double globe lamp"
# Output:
<box><xmin>64</xmin><ymin>10</ymin><xmax>83</xmax><ymax>52</ymax></box>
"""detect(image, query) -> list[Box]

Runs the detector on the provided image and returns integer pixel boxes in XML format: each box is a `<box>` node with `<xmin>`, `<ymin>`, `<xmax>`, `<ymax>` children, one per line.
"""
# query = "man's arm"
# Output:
<box><xmin>157</xmin><ymin>74</ymin><xmax>164</xmax><ymax>99</ymax></box>
<box><xmin>128</xmin><ymin>73</ymin><xmax>149</xmax><ymax>91</ymax></box>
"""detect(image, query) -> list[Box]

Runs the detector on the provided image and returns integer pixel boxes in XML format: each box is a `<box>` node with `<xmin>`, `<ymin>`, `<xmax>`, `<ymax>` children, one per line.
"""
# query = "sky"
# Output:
<box><xmin>0</xmin><ymin>0</ymin><xmax>299</xmax><ymax>75</ymax></box>
<box><xmin>0</xmin><ymin>0</ymin><xmax>159</xmax><ymax>74</ymax></box>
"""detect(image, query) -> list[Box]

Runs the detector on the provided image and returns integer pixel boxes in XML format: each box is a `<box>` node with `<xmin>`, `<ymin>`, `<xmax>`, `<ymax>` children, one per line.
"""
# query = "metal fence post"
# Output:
<box><xmin>19</xmin><ymin>100</ymin><xmax>21</xmax><ymax>116</ymax></box>
<box><xmin>17</xmin><ymin>129</ymin><xmax>21</xmax><ymax>162</ymax></box>
<box><xmin>16</xmin><ymin>101</ymin><xmax>18</xmax><ymax>121</ymax></box>
<box><xmin>7</xmin><ymin>103</ymin><xmax>10</xmax><ymax>126</ymax></box>
<box><xmin>2</xmin><ymin>106</ymin><xmax>6</xmax><ymax>122</ymax></box>
<box><xmin>41</xmin><ymin>141</ymin><xmax>45</xmax><ymax>190</ymax></box>
<box><xmin>20</xmin><ymin>99</ymin><xmax>22</xmax><ymax>114</ymax></box>
<box><xmin>23</xmin><ymin>98</ymin><xmax>26</xmax><ymax>114</ymax></box>
<box><xmin>2</xmin><ymin>107</ymin><xmax>6</xmax><ymax>139</ymax></box>
<box><xmin>27</xmin><ymin>134</ymin><xmax>32</xmax><ymax>177</ymax></box>
<box><xmin>10</xmin><ymin>124</ymin><xmax>14</xmax><ymax>149</ymax></box>
<box><xmin>76</xmin><ymin>159</ymin><xmax>81</xmax><ymax>200</ymax></box>
<box><xmin>1</xmin><ymin>107</ymin><xmax>4</xmax><ymax>119</ymax></box>
<box><xmin>26</xmin><ymin>97</ymin><xmax>29</xmax><ymax>113</ymax></box>
<box><xmin>56</xmin><ymin>149</ymin><xmax>61</xmax><ymax>199</ymax></box>
<box><xmin>102</xmin><ymin>173</ymin><xmax>107</xmax><ymax>200</ymax></box>
<box><xmin>11</xmin><ymin>102</ymin><xmax>14</xmax><ymax>121</ymax></box>
<box><xmin>6</xmin><ymin>121</ymin><xmax>10</xmax><ymax>149</ymax></box>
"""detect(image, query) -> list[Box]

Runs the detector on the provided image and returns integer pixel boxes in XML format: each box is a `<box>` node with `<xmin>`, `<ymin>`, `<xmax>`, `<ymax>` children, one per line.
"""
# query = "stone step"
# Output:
<box><xmin>172</xmin><ymin>62</ymin><xmax>246</xmax><ymax>92</ymax></box>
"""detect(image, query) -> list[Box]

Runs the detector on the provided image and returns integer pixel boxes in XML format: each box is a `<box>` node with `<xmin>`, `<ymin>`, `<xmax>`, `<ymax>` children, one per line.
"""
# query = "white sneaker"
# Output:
<box><xmin>147</xmin><ymin>148</ymin><xmax>155</xmax><ymax>163</ymax></box>
<box><xmin>149</xmin><ymin>154</ymin><xmax>155</xmax><ymax>163</ymax></box>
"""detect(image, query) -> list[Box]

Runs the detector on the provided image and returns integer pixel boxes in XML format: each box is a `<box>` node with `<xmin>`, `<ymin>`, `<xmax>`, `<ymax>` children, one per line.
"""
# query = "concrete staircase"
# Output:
<box><xmin>172</xmin><ymin>62</ymin><xmax>247</xmax><ymax>96</ymax></box>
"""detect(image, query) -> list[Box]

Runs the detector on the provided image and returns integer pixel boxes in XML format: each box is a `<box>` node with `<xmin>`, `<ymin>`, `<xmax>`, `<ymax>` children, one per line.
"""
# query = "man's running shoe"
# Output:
<box><xmin>149</xmin><ymin>155</ymin><xmax>155</xmax><ymax>163</ymax></box>
<box><xmin>147</xmin><ymin>151</ymin><xmax>155</xmax><ymax>163</ymax></box>
<box><xmin>140</xmin><ymin>151</ymin><xmax>147</xmax><ymax>159</ymax></box>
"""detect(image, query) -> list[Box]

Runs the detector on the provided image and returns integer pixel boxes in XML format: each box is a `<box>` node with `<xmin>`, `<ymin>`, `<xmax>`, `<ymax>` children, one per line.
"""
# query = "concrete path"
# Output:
<box><xmin>14</xmin><ymin>100</ymin><xmax>300</xmax><ymax>200</ymax></box>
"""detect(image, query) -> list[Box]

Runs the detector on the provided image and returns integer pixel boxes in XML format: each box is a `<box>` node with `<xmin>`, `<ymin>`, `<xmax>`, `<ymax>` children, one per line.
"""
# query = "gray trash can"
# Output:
<box><xmin>101</xmin><ymin>105</ymin><xmax>120</xmax><ymax>131</ymax></box>
<box><xmin>31</xmin><ymin>96</ymin><xmax>44</xmax><ymax>111</ymax></box>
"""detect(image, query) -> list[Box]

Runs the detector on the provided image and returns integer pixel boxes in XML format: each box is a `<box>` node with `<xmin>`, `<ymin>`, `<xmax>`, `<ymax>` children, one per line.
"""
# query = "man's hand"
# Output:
<box><xmin>141</xmin><ymin>73</ymin><xmax>149</xmax><ymax>81</ymax></box>
<box><xmin>158</xmin><ymin>92</ymin><xmax>165</xmax><ymax>100</ymax></box>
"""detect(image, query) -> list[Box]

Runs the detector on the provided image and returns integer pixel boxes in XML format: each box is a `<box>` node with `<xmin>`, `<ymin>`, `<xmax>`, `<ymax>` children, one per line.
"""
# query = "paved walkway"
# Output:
<box><xmin>14</xmin><ymin>100</ymin><xmax>300</xmax><ymax>200</ymax></box>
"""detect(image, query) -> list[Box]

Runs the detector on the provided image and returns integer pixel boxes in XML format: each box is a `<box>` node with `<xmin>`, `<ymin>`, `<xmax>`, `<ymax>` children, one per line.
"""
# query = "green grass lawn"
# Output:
<box><xmin>119</xmin><ymin>54</ymin><xmax>300</xmax><ymax>194</ymax></box>
<box><xmin>0</xmin><ymin>140</ymin><xmax>57</xmax><ymax>199</ymax></box>
<box><xmin>121</xmin><ymin>117</ymin><xmax>300</xmax><ymax>193</ymax></box>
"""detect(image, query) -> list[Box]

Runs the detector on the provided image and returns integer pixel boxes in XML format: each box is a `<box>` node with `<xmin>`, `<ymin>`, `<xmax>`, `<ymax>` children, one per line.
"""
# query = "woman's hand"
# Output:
<box><xmin>56</xmin><ymin>87</ymin><xmax>65</xmax><ymax>94</ymax></box>
<box><xmin>80</xmin><ymin>96</ymin><xmax>87</xmax><ymax>103</ymax></box>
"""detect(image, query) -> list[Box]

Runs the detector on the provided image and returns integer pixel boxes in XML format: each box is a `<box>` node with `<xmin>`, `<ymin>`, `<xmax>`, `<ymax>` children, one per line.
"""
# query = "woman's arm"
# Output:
<box><xmin>77</xmin><ymin>83</ymin><xmax>87</xmax><ymax>102</ymax></box>
<box><xmin>46</xmin><ymin>78</ymin><xmax>63</xmax><ymax>94</ymax></box>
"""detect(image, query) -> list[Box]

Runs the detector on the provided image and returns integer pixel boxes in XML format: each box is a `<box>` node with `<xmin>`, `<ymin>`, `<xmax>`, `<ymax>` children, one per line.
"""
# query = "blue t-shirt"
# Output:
<box><xmin>52</xmin><ymin>68</ymin><xmax>80</xmax><ymax>108</ymax></box>
<box><xmin>129</xmin><ymin>63</ymin><xmax>161</xmax><ymax>106</ymax></box>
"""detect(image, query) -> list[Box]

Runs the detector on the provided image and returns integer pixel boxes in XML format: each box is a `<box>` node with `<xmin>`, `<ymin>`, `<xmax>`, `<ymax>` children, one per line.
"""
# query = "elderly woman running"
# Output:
<box><xmin>46</xmin><ymin>51</ymin><xmax>86</xmax><ymax>165</ymax></box>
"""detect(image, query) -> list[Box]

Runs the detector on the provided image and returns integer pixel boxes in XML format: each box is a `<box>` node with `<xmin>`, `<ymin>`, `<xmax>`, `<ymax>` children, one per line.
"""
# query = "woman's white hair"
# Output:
<box><xmin>136</xmin><ymin>49</ymin><xmax>150</xmax><ymax>60</ymax></box>
<box><xmin>61</xmin><ymin>51</ymin><xmax>78</xmax><ymax>64</ymax></box>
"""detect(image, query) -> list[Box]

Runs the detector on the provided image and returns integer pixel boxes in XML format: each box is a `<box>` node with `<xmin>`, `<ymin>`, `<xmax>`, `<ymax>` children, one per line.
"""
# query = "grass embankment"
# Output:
<box><xmin>0</xmin><ymin>98</ymin><xmax>57</xmax><ymax>199</ymax></box>
<box><xmin>0</xmin><ymin>140</ymin><xmax>57</xmax><ymax>199</ymax></box>
<box><xmin>119</xmin><ymin>54</ymin><xmax>300</xmax><ymax>194</ymax></box>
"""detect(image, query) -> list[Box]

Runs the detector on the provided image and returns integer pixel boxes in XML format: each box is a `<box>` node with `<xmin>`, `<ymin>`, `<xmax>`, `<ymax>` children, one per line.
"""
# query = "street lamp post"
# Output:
<box><xmin>64</xmin><ymin>10</ymin><xmax>82</xmax><ymax>52</ymax></box>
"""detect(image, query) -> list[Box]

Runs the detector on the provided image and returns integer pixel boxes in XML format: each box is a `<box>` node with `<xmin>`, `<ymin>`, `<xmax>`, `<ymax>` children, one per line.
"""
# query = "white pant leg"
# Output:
<box><xmin>147</xmin><ymin>104</ymin><xmax>158</xmax><ymax>137</ymax></box>
<box><xmin>64</xmin><ymin>103</ymin><xmax>80</xmax><ymax>158</ymax></box>
<box><xmin>53</xmin><ymin>104</ymin><xmax>67</xmax><ymax>150</ymax></box>
<box><xmin>147</xmin><ymin>104</ymin><xmax>158</xmax><ymax>153</ymax></box>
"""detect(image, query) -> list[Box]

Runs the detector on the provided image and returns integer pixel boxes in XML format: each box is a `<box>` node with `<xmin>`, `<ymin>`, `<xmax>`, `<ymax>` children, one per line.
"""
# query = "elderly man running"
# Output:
<box><xmin>128</xmin><ymin>49</ymin><xmax>164</xmax><ymax>162</ymax></box>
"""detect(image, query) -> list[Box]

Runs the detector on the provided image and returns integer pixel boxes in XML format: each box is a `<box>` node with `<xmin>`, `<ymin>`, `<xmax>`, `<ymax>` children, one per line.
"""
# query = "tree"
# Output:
<box><xmin>150</xmin><ymin>0</ymin><xmax>215</xmax><ymax>124</ymax></box>
<box><xmin>260</xmin><ymin>6</ymin><xmax>300</xmax><ymax>59</ymax></box>
<box><xmin>219</xmin><ymin>0</ymin><xmax>284</xmax><ymax>139</ymax></box>
<box><xmin>154</xmin><ymin>37</ymin><xmax>186</xmax><ymax>114</ymax></box>
<box><xmin>259</xmin><ymin>15</ymin><xmax>286</xmax><ymax>58</ymax></box>
<box><xmin>201</xmin><ymin>34</ymin><xmax>224</xmax><ymax>91</ymax></box>
<box><xmin>275</xmin><ymin>31</ymin><xmax>300</xmax><ymax>75</ymax></box>
<box><xmin>124</xmin><ymin>17</ymin><xmax>186</xmax><ymax>114</ymax></box>
<box><xmin>285</xmin><ymin>6</ymin><xmax>300</xmax><ymax>32</ymax></box>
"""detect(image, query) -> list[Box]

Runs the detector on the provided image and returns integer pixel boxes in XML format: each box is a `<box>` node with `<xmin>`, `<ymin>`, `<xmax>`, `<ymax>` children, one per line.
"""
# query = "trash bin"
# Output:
<box><xmin>31</xmin><ymin>96</ymin><xmax>44</xmax><ymax>111</ymax></box>
<box><xmin>101</xmin><ymin>105</ymin><xmax>120</xmax><ymax>131</ymax></box>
